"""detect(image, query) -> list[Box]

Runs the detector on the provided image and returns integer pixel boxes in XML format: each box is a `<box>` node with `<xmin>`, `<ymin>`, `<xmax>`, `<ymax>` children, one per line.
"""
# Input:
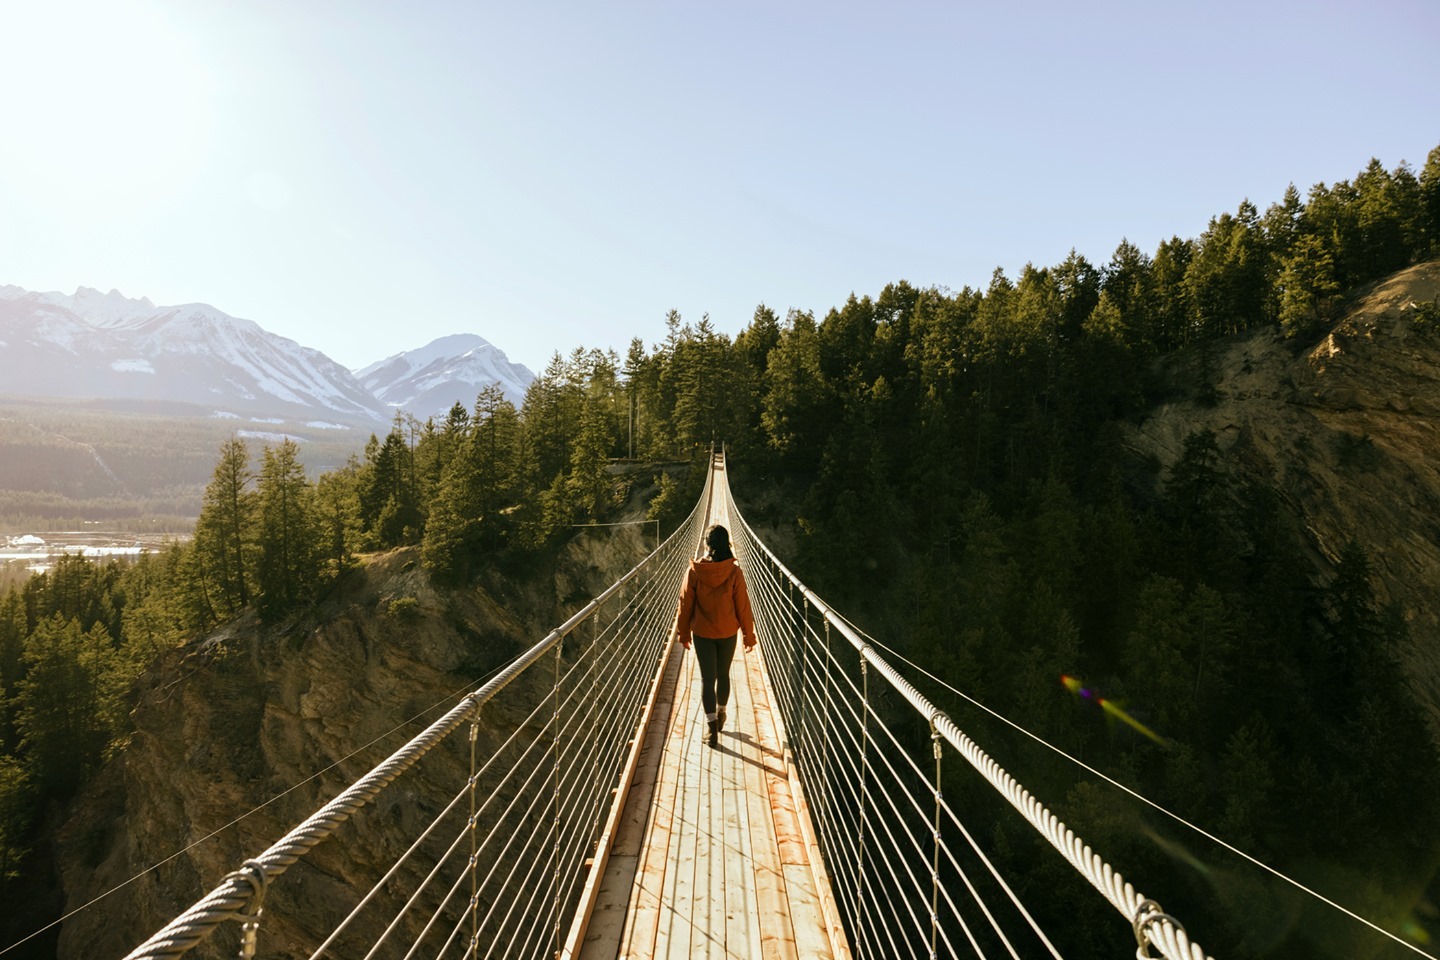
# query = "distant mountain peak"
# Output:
<box><xmin>355</xmin><ymin>334</ymin><xmax>534</xmax><ymax>417</ymax></box>
<box><xmin>52</xmin><ymin>286</ymin><xmax>157</xmax><ymax>324</ymax></box>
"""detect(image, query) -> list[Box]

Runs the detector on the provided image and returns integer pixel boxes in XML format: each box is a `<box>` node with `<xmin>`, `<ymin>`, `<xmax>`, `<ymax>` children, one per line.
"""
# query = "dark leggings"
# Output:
<box><xmin>692</xmin><ymin>635</ymin><xmax>737</xmax><ymax>719</ymax></box>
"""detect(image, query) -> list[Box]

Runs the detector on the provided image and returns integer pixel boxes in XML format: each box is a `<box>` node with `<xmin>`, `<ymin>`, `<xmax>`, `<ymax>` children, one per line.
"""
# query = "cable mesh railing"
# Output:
<box><xmin>720</xmin><ymin>457</ymin><xmax>1214</xmax><ymax>960</ymax></box>
<box><xmin>121</xmin><ymin>459</ymin><xmax>715</xmax><ymax>960</ymax></box>
<box><xmin>121</xmin><ymin>448</ymin><xmax>1216</xmax><ymax>960</ymax></box>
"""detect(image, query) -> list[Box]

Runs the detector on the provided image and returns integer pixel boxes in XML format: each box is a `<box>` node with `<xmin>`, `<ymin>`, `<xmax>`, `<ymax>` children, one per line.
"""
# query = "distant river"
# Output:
<box><xmin>0</xmin><ymin>531</ymin><xmax>179</xmax><ymax>574</ymax></box>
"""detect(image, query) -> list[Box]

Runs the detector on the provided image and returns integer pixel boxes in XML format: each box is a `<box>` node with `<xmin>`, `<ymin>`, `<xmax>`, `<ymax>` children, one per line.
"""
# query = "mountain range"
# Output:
<box><xmin>0</xmin><ymin>285</ymin><xmax>535</xmax><ymax>425</ymax></box>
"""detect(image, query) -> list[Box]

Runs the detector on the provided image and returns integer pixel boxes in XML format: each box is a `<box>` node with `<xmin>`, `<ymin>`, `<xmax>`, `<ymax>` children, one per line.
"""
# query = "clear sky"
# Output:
<box><xmin>3</xmin><ymin>0</ymin><xmax>1438</xmax><ymax>375</ymax></box>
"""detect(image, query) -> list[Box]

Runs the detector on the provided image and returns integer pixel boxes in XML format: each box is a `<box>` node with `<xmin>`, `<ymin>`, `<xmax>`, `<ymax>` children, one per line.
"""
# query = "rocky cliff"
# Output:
<box><xmin>53</xmin><ymin>517</ymin><xmax>657</xmax><ymax>959</ymax></box>
<box><xmin>1125</xmin><ymin>259</ymin><xmax>1440</xmax><ymax>746</ymax></box>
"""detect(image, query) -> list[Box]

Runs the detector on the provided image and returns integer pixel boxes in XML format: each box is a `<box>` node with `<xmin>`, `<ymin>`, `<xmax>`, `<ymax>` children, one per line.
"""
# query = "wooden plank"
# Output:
<box><xmin>566</xmin><ymin>639</ymin><xmax>681</xmax><ymax>959</ymax></box>
<box><xmin>724</xmin><ymin>660</ymin><xmax>764</xmax><ymax>960</ymax></box>
<box><xmin>613</xmin><ymin>648</ymin><xmax>681</xmax><ymax>855</ymax></box>
<box><xmin>734</xmin><ymin>642</ymin><xmax>797</xmax><ymax>960</ymax></box>
<box><xmin>621</xmin><ymin>654</ymin><xmax>693</xmax><ymax>960</ymax></box>
<box><xmin>750</xmin><ymin>643</ymin><xmax>853</xmax><ymax>960</ymax></box>
<box><xmin>724</xmin><ymin>784</ymin><xmax>760</xmax><ymax>959</ymax></box>
<box><xmin>783</xmin><ymin>864</ymin><xmax>837</xmax><ymax>960</ymax></box>
<box><xmin>688</xmin><ymin>702</ymin><xmax>715</xmax><ymax>959</ymax></box>
<box><xmin>578</xmin><ymin>853</ymin><xmax>636</xmax><ymax>957</ymax></box>
<box><xmin>659</xmin><ymin>671</ymin><xmax>699</xmax><ymax>959</ymax></box>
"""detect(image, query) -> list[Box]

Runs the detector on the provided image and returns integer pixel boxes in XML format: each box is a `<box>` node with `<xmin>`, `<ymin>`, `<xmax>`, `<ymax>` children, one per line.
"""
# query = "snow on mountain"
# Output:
<box><xmin>0</xmin><ymin>285</ymin><xmax>388</xmax><ymax>424</ymax></box>
<box><xmin>355</xmin><ymin>333</ymin><xmax>534</xmax><ymax>418</ymax></box>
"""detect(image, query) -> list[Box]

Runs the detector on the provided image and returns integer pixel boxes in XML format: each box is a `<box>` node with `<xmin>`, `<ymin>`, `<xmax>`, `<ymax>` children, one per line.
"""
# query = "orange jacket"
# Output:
<box><xmin>672</xmin><ymin>557</ymin><xmax>756</xmax><ymax>644</ymax></box>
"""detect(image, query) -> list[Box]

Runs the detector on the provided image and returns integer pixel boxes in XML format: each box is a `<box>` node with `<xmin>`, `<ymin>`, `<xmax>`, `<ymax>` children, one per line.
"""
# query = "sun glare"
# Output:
<box><xmin>1</xmin><ymin>0</ymin><xmax>215</xmax><ymax>217</ymax></box>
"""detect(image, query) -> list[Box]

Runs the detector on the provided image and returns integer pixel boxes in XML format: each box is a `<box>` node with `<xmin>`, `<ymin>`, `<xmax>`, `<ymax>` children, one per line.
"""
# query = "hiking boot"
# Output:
<box><xmin>707</xmin><ymin>719</ymin><xmax>719</xmax><ymax>749</ymax></box>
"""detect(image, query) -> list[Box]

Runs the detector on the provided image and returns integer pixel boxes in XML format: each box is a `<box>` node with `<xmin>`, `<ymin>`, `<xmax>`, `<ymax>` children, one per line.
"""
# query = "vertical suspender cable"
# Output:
<box><xmin>590</xmin><ymin>610</ymin><xmax>602</xmax><ymax>856</ymax></box>
<box><xmin>856</xmin><ymin>657</ymin><xmax>871</xmax><ymax>960</ymax></box>
<box><xmin>467</xmin><ymin>720</ymin><xmax>480</xmax><ymax>960</ymax></box>
<box><xmin>820</xmin><ymin>617</ymin><xmax>834</xmax><ymax>863</ymax></box>
<box><xmin>930</xmin><ymin>721</ymin><xmax>942</xmax><ymax>960</ymax></box>
<box><xmin>796</xmin><ymin>588</ymin><xmax>809</xmax><ymax>779</ymax></box>
<box><xmin>551</xmin><ymin>640</ymin><xmax>562</xmax><ymax>955</ymax></box>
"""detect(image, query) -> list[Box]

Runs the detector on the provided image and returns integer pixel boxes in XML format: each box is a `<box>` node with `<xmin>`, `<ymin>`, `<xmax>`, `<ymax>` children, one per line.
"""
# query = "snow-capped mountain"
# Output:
<box><xmin>0</xmin><ymin>285</ymin><xmax>388</xmax><ymax>424</ymax></box>
<box><xmin>355</xmin><ymin>334</ymin><xmax>534</xmax><ymax>418</ymax></box>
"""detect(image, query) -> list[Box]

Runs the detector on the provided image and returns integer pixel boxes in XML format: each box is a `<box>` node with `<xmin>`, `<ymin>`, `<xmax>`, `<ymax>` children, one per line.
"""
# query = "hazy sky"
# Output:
<box><xmin>3</xmin><ymin>0</ymin><xmax>1438</xmax><ymax>374</ymax></box>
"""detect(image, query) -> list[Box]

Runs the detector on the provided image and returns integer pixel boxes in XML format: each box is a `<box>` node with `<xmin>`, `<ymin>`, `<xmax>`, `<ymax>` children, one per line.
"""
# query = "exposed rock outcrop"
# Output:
<box><xmin>1125</xmin><ymin>260</ymin><xmax>1440</xmax><ymax>745</ymax></box>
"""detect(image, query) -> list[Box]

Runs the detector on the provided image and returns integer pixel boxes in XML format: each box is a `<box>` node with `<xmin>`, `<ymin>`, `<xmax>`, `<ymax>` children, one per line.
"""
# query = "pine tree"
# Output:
<box><xmin>314</xmin><ymin>458</ymin><xmax>365</xmax><ymax>580</ymax></box>
<box><xmin>1419</xmin><ymin>144</ymin><xmax>1440</xmax><ymax>256</ymax></box>
<box><xmin>473</xmin><ymin>386</ymin><xmax>524</xmax><ymax>521</ymax></box>
<box><xmin>117</xmin><ymin>548</ymin><xmax>191</xmax><ymax>666</ymax></box>
<box><xmin>761</xmin><ymin>310</ymin><xmax>830</xmax><ymax>462</ymax></box>
<box><xmin>0</xmin><ymin>591</ymin><xmax>27</xmax><ymax>752</ymax></box>
<box><xmin>1184</xmin><ymin>203</ymin><xmax>1267</xmax><ymax>340</ymax></box>
<box><xmin>16</xmin><ymin>616</ymin><xmax>119</xmax><ymax>794</ymax></box>
<box><xmin>1277</xmin><ymin>234</ymin><xmax>1342</xmax><ymax>339</ymax></box>
<box><xmin>362</xmin><ymin>427</ymin><xmax>423</xmax><ymax>547</ymax></box>
<box><xmin>193</xmin><ymin>438</ymin><xmax>257</xmax><ymax>620</ymax></box>
<box><xmin>1148</xmin><ymin>236</ymin><xmax>1193</xmax><ymax>351</ymax></box>
<box><xmin>1301</xmin><ymin>179</ymin><xmax>1362</xmax><ymax>287</ymax></box>
<box><xmin>1352</xmin><ymin>158</ymin><xmax>1409</xmax><ymax>278</ymax></box>
<box><xmin>0</xmin><ymin>754</ymin><xmax>35</xmax><ymax>881</ymax></box>
<box><xmin>256</xmin><ymin>440</ymin><xmax>319</xmax><ymax>622</ymax></box>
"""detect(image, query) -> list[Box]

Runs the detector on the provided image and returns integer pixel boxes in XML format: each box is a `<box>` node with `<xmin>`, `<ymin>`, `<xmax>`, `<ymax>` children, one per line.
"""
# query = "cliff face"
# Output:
<box><xmin>1125</xmin><ymin>259</ymin><xmax>1440</xmax><ymax>745</ymax></box>
<box><xmin>54</xmin><ymin>523</ymin><xmax>654</xmax><ymax>960</ymax></box>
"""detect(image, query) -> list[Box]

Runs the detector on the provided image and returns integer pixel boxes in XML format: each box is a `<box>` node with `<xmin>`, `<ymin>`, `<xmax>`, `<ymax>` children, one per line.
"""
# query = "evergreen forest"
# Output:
<box><xmin>3</xmin><ymin>145</ymin><xmax>1440</xmax><ymax>957</ymax></box>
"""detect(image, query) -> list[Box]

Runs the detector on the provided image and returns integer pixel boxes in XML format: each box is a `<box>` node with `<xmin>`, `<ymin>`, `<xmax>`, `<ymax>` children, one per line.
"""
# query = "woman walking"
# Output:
<box><xmin>672</xmin><ymin>524</ymin><xmax>756</xmax><ymax>748</ymax></box>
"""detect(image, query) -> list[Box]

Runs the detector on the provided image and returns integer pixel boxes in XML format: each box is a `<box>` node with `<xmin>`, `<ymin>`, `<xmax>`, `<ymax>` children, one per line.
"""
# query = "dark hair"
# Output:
<box><xmin>705</xmin><ymin>524</ymin><xmax>733</xmax><ymax>561</ymax></box>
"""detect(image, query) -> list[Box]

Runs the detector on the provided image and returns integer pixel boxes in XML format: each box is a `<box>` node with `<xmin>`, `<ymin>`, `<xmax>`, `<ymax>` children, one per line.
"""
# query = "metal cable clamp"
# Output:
<box><xmin>1133</xmin><ymin>897</ymin><xmax>1186</xmax><ymax>959</ymax></box>
<box><xmin>228</xmin><ymin>860</ymin><xmax>269</xmax><ymax>960</ymax></box>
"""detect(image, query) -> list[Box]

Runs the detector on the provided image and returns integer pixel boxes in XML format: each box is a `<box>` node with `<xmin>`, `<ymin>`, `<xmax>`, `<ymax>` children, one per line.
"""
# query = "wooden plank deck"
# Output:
<box><xmin>575</xmin><ymin>475</ymin><xmax>849</xmax><ymax>960</ymax></box>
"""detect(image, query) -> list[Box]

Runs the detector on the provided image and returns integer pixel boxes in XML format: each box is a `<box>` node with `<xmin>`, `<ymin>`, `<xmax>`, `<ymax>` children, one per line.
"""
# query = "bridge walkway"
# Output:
<box><xmin>576</xmin><ymin>457</ymin><xmax>846</xmax><ymax>960</ymax></box>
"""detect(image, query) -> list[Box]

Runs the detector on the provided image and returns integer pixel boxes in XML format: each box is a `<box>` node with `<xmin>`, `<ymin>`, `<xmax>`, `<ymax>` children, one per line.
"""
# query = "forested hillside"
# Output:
<box><xmin>0</xmin><ymin>399</ymin><xmax>374</xmax><ymax>530</ymax></box>
<box><xmin>2</xmin><ymin>145</ymin><xmax>1439</xmax><ymax>958</ymax></box>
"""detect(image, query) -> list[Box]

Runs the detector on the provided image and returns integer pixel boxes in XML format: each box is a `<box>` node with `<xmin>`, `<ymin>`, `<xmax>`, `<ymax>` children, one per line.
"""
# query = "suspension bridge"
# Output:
<box><xmin>120</xmin><ymin>450</ymin><xmax>1216</xmax><ymax>960</ymax></box>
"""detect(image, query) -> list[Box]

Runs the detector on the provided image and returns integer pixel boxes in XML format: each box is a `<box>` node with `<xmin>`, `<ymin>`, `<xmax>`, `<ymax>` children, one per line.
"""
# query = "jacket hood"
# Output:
<box><xmin>690</xmin><ymin>557</ymin><xmax>737</xmax><ymax>585</ymax></box>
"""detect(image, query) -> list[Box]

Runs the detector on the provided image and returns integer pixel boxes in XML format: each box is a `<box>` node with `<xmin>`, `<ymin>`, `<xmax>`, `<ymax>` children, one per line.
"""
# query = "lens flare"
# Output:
<box><xmin>1401</xmin><ymin>919</ymin><xmax>1432</xmax><ymax>946</ymax></box>
<box><xmin>1061</xmin><ymin>675</ymin><xmax>1169</xmax><ymax>746</ymax></box>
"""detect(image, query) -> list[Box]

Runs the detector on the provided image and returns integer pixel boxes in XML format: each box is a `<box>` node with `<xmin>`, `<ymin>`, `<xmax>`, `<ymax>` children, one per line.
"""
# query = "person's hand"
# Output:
<box><xmin>743</xmin><ymin>639</ymin><xmax>756</xmax><ymax>653</ymax></box>
<box><xmin>679</xmin><ymin>636</ymin><xmax>691</xmax><ymax>650</ymax></box>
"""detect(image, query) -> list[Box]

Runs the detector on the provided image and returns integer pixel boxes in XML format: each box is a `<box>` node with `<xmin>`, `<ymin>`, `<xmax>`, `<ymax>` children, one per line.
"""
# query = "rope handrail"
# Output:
<box><xmin>121</xmin><ymin>456</ymin><xmax>715</xmax><ymax>960</ymax></box>
<box><xmin>719</xmin><ymin>458</ymin><xmax>1214</xmax><ymax>960</ymax></box>
<box><xmin>736</xmin><ymin>512</ymin><xmax>1058</xmax><ymax>956</ymax></box>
